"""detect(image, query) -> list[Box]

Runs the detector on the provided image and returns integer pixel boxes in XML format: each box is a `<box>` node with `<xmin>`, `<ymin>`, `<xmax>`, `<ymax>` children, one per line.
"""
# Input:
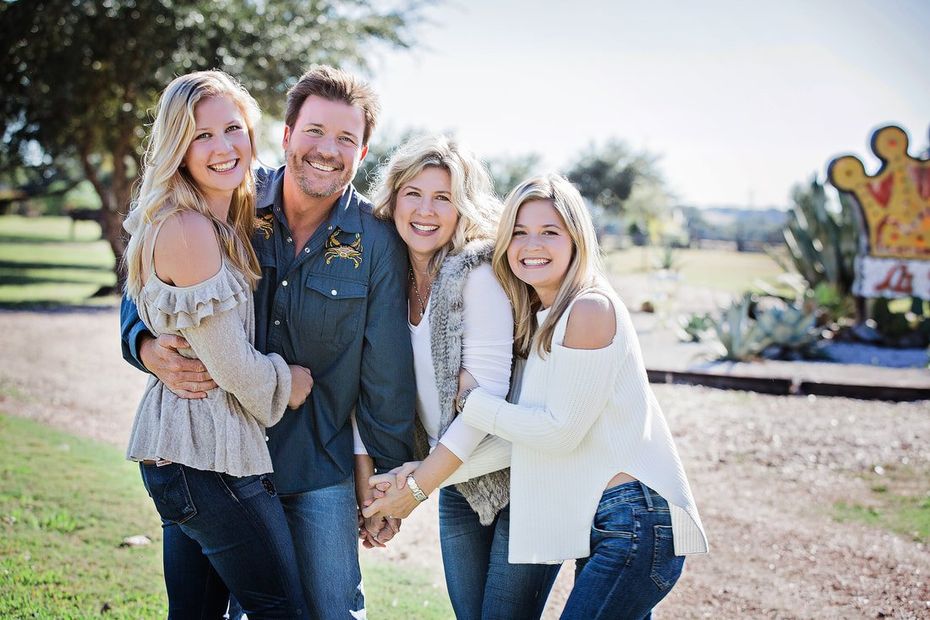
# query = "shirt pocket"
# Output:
<box><xmin>303</xmin><ymin>272</ymin><xmax>368</xmax><ymax>347</ymax></box>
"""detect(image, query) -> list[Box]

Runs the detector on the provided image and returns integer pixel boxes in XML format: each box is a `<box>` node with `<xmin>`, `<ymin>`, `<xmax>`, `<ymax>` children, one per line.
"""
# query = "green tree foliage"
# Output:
<box><xmin>566</xmin><ymin>139</ymin><xmax>663</xmax><ymax>215</ymax></box>
<box><xmin>1</xmin><ymin>0</ymin><xmax>421</xmax><ymax>287</ymax></box>
<box><xmin>486</xmin><ymin>153</ymin><xmax>543</xmax><ymax>199</ymax></box>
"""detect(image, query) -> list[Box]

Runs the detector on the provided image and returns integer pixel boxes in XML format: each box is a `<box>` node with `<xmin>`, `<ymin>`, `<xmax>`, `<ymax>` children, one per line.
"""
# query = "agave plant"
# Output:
<box><xmin>709</xmin><ymin>294</ymin><xmax>770</xmax><ymax>360</ymax></box>
<box><xmin>754</xmin><ymin>303</ymin><xmax>820</xmax><ymax>359</ymax></box>
<box><xmin>782</xmin><ymin>177</ymin><xmax>858</xmax><ymax>297</ymax></box>
<box><xmin>676</xmin><ymin>312</ymin><xmax>713</xmax><ymax>343</ymax></box>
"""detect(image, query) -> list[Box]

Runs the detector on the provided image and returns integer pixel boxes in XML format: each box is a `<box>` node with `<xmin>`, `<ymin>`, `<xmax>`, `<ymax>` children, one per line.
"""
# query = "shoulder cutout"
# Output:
<box><xmin>153</xmin><ymin>212</ymin><xmax>223</xmax><ymax>287</ymax></box>
<box><xmin>563</xmin><ymin>294</ymin><xmax>616</xmax><ymax>350</ymax></box>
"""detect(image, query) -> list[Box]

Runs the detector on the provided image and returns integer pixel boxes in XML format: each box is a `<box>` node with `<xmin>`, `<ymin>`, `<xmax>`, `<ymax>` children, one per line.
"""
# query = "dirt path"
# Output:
<box><xmin>1</xmin><ymin>309</ymin><xmax>928</xmax><ymax>618</ymax></box>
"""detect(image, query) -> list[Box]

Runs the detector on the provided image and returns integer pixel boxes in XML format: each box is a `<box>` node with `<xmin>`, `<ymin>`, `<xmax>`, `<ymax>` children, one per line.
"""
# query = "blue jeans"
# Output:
<box><xmin>439</xmin><ymin>486</ymin><xmax>560</xmax><ymax>619</ymax></box>
<box><xmin>562</xmin><ymin>481</ymin><xmax>685</xmax><ymax>620</ymax></box>
<box><xmin>280</xmin><ymin>477</ymin><xmax>364</xmax><ymax>620</ymax></box>
<box><xmin>139</xmin><ymin>462</ymin><xmax>306</xmax><ymax>619</ymax></box>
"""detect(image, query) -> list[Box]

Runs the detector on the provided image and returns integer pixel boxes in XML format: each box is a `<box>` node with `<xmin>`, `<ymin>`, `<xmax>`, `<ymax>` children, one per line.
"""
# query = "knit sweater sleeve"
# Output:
<box><xmin>181</xmin><ymin>309</ymin><xmax>292</xmax><ymax>428</ymax></box>
<box><xmin>146</xmin><ymin>266</ymin><xmax>292</xmax><ymax>429</ymax></box>
<box><xmin>461</xmin><ymin>342</ymin><xmax>616</xmax><ymax>455</ymax></box>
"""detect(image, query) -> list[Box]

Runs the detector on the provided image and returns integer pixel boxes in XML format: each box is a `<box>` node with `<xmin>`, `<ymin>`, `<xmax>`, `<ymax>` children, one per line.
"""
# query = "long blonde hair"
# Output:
<box><xmin>493</xmin><ymin>173</ymin><xmax>605</xmax><ymax>358</ymax></box>
<box><xmin>371</xmin><ymin>134</ymin><xmax>501</xmax><ymax>275</ymax></box>
<box><xmin>124</xmin><ymin>70</ymin><xmax>262</xmax><ymax>298</ymax></box>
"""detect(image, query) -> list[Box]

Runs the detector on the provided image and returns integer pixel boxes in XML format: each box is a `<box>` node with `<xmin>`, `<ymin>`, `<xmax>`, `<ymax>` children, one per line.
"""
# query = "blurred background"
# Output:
<box><xmin>1</xmin><ymin>1</ymin><xmax>928</xmax><ymax>618</ymax></box>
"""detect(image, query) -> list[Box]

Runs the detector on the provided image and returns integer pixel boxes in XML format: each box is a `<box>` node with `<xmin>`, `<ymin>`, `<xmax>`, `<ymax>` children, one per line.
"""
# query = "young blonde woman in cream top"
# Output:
<box><xmin>457</xmin><ymin>173</ymin><xmax>708</xmax><ymax>620</ymax></box>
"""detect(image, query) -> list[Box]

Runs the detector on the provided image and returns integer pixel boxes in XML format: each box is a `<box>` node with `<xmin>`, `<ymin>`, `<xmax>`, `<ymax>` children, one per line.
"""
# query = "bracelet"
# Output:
<box><xmin>406</xmin><ymin>474</ymin><xmax>428</xmax><ymax>502</ymax></box>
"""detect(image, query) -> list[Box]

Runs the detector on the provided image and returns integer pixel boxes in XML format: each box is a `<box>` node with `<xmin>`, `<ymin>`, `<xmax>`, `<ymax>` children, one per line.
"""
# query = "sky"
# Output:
<box><xmin>360</xmin><ymin>0</ymin><xmax>929</xmax><ymax>209</ymax></box>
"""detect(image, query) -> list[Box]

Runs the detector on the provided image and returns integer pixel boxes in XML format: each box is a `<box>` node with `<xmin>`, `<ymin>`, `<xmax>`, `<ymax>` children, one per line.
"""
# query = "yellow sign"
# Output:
<box><xmin>828</xmin><ymin>125</ymin><xmax>930</xmax><ymax>298</ymax></box>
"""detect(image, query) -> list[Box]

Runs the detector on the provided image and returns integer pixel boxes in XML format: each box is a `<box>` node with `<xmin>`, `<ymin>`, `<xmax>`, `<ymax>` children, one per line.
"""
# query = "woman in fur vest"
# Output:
<box><xmin>356</xmin><ymin>135</ymin><xmax>559</xmax><ymax>618</ymax></box>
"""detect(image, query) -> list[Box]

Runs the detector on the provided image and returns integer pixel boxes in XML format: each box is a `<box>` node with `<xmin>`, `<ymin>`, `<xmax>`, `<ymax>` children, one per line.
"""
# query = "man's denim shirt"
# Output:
<box><xmin>121</xmin><ymin>165</ymin><xmax>416</xmax><ymax>494</ymax></box>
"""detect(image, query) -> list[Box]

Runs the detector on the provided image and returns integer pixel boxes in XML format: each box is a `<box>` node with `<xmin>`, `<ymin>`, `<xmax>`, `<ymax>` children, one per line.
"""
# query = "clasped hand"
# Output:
<box><xmin>362</xmin><ymin>461</ymin><xmax>423</xmax><ymax>522</ymax></box>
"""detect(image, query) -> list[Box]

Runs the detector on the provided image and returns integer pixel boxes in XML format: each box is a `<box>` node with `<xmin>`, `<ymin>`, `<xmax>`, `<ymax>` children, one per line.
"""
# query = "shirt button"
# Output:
<box><xmin>265</xmin><ymin>435</ymin><xmax>269</xmax><ymax>441</ymax></box>
<box><xmin>304</xmin><ymin>248</ymin><xmax>310</xmax><ymax>254</ymax></box>
<box><xmin>274</xmin><ymin>320</ymin><xmax>281</xmax><ymax>326</ymax></box>
<box><xmin>331</xmin><ymin>289</ymin><xmax>338</xmax><ymax>296</ymax></box>
<box><xmin>287</xmin><ymin>237</ymin><xmax>292</xmax><ymax>243</ymax></box>
<box><xmin>282</xmin><ymin>280</ymin><xmax>288</xmax><ymax>287</ymax></box>
<box><xmin>327</xmin><ymin>225</ymin><xmax>333</xmax><ymax>231</ymax></box>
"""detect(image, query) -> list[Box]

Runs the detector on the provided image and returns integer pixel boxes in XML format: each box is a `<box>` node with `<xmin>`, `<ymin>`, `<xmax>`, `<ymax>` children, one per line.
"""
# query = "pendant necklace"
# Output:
<box><xmin>409</xmin><ymin>267</ymin><xmax>432</xmax><ymax>320</ymax></box>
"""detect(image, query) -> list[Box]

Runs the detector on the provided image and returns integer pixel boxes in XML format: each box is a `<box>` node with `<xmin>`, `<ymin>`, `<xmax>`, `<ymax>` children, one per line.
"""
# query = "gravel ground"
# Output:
<box><xmin>1</xmin><ymin>308</ymin><xmax>928</xmax><ymax>619</ymax></box>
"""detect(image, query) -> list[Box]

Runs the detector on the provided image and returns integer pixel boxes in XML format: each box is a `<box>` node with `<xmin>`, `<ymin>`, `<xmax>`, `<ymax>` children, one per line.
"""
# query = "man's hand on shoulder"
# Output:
<box><xmin>139</xmin><ymin>334</ymin><xmax>217</xmax><ymax>399</ymax></box>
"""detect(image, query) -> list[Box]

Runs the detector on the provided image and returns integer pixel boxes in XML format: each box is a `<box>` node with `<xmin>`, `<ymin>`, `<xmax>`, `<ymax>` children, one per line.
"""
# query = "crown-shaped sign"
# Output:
<box><xmin>828</xmin><ymin>125</ymin><xmax>930</xmax><ymax>260</ymax></box>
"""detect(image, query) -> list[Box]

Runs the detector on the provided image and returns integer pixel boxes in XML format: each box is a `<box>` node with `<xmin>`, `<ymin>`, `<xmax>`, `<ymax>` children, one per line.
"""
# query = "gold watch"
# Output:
<box><xmin>456</xmin><ymin>387</ymin><xmax>475</xmax><ymax>414</ymax></box>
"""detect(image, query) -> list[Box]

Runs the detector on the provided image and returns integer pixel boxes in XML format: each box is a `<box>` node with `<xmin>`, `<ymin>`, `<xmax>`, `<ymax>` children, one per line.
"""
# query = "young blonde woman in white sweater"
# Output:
<box><xmin>456</xmin><ymin>173</ymin><xmax>708</xmax><ymax>620</ymax></box>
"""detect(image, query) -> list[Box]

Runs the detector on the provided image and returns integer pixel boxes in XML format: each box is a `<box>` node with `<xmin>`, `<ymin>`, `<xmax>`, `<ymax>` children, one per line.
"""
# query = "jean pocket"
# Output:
<box><xmin>650</xmin><ymin>525</ymin><xmax>684</xmax><ymax>590</ymax></box>
<box><xmin>221</xmin><ymin>473</ymin><xmax>277</xmax><ymax>500</ymax></box>
<box><xmin>591</xmin><ymin>501</ymin><xmax>635</xmax><ymax>537</ymax></box>
<box><xmin>141</xmin><ymin>463</ymin><xmax>197</xmax><ymax>525</ymax></box>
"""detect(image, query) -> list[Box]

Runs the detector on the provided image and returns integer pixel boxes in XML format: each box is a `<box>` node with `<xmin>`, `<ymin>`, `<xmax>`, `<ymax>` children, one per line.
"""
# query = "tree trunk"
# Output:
<box><xmin>80</xmin><ymin>148</ymin><xmax>131</xmax><ymax>292</ymax></box>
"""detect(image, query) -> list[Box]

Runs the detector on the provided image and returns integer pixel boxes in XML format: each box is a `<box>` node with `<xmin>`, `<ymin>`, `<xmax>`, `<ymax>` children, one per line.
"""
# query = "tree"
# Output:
<box><xmin>566</xmin><ymin>139</ymin><xmax>664</xmax><ymax>215</ymax></box>
<box><xmin>1</xmin><ymin>0</ymin><xmax>422</xmax><ymax>289</ymax></box>
<box><xmin>486</xmin><ymin>153</ymin><xmax>543</xmax><ymax>199</ymax></box>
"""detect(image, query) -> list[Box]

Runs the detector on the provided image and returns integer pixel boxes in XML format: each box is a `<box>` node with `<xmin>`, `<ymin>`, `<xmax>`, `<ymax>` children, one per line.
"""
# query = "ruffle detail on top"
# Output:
<box><xmin>143</xmin><ymin>265</ymin><xmax>250</xmax><ymax>332</ymax></box>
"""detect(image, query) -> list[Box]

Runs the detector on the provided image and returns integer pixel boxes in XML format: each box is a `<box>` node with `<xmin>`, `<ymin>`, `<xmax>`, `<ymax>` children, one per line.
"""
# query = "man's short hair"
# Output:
<box><xmin>285</xmin><ymin>65</ymin><xmax>381</xmax><ymax>146</ymax></box>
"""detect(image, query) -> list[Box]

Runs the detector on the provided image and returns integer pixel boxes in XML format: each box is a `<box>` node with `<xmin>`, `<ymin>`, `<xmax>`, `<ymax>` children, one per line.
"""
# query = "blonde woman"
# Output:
<box><xmin>123</xmin><ymin>71</ymin><xmax>310</xmax><ymax>618</ymax></box>
<box><xmin>357</xmin><ymin>136</ymin><xmax>559</xmax><ymax>618</ymax></box>
<box><xmin>456</xmin><ymin>174</ymin><xmax>708</xmax><ymax>619</ymax></box>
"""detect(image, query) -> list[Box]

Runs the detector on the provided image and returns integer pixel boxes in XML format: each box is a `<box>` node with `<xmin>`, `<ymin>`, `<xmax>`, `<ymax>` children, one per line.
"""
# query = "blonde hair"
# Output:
<box><xmin>493</xmin><ymin>173</ymin><xmax>605</xmax><ymax>358</ymax></box>
<box><xmin>371</xmin><ymin>135</ymin><xmax>501</xmax><ymax>275</ymax></box>
<box><xmin>124</xmin><ymin>70</ymin><xmax>262</xmax><ymax>298</ymax></box>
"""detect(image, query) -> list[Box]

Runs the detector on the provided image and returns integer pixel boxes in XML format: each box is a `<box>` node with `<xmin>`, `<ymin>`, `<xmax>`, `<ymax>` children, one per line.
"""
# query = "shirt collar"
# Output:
<box><xmin>256</xmin><ymin>165</ymin><xmax>362</xmax><ymax>234</ymax></box>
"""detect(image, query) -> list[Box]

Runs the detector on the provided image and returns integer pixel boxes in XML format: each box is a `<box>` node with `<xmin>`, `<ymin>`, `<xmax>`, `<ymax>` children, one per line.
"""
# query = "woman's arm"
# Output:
<box><xmin>460</xmin><ymin>296</ymin><xmax>619</xmax><ymax>454</ymax></box>
<box><xmin>432</xmin><ymin>265</ymin><xmax>513</xmax><ymax>463</ymax></box>
<box><xmin>154</xmin><ymin>213</ymin><xmax>310</xmax><ymax>426</ymax></box>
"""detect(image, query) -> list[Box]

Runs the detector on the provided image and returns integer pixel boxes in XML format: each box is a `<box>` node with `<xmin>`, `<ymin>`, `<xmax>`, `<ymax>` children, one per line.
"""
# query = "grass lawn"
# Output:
<box><xmin>0</xmin><ymin>414</ymin><xmax>453</xmax><ymax>619</ymax></box>
<box><xmin>606</xmin><ymin>246</ymin><xmax>789</xmax><ymax>293</ymax></box>
<box><xmin>833</xmin><ymin>465</ymin><xmax>930</xmax><ymax>544</ymax></box>
<box><xmin>0</xmin><ymin>216</ymin><xmax>116</xmax><ymax>308</ymax></box>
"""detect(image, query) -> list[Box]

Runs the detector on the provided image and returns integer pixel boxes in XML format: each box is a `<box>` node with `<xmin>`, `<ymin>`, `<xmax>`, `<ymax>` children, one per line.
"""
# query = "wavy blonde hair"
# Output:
<box><xmin>493</xmin><ymin>173</ymin><xmax>605</xmax><ymax>358</ymax></box>
<box><xmin>124</xmin><ymin>70</ymin><xmax>261</xmax><ymax>299</ymax></box>
<box><xmin>371</xmin><ymin>134</ymin><xmax>501</xmax><ymax>275</ymax></box>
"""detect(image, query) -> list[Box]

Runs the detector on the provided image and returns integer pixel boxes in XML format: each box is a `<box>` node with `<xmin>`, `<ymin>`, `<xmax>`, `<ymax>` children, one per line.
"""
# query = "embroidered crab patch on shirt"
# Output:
<box><xmin>255</xmin><ymin>213</ymin><xmax>274</xmax><ymax>240</ymax></box>
<box><xmin>324</xmin><ymin>229</ymin><xmax>363</xmax><ymax>269</ymax></box>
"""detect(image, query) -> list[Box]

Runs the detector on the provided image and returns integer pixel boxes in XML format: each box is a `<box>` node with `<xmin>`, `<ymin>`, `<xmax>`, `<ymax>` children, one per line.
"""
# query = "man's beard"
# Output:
<box><xmin>287</xmin><ymin>148</ymin><xmax>355</xmax><ymax>199</ymax></box>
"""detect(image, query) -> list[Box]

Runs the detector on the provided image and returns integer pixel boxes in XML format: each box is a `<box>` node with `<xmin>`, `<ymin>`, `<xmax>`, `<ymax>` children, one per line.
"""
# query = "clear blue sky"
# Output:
<box><xmin>363</xmin><ymin>0</ymin><xmax>929</xmax><ymax>208</ymax></box>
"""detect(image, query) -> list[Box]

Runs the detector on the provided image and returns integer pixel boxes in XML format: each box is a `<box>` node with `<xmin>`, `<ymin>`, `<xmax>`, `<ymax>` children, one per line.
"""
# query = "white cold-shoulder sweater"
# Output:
<box><xmin>462</xmin><ymin>285</ymin><xmax>708</xmax><ymax>563</ymax></box>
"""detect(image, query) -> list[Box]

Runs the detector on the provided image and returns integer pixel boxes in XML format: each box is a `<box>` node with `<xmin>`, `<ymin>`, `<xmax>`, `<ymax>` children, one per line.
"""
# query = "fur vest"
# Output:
<box><xmin>413</xmin><ymin>239</ymin><xmax>511</xmax><ymax>526</ymax></box>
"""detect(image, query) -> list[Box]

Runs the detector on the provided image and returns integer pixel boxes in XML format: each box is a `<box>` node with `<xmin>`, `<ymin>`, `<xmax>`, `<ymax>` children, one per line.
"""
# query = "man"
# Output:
<box><xmin>120</xmin><ymin>65</ymin><xmax>415</xmax><ymax>619</ymax></box>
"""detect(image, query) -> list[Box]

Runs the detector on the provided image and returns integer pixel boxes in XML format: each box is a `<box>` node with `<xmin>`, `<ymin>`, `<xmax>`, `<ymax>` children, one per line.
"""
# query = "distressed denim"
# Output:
<box><xmin>439</xmin><ymin>486</ymin><xmax>560</xmax><ymax>619</ymax></box>
<box><xmin>561</xmin><ymin>481</ymin><xmax>685</xmax><ymax>620</ymax></box>
<box><xmin>140</xmin><ymin>462</ymin><xmax>306</xmax><ymax>619</ymax></box>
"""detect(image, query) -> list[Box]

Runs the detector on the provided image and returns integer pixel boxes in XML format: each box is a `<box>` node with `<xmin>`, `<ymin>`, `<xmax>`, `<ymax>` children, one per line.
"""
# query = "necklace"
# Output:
<box><xmin>408</xmin><ymin>267</ymin><xmax>432</xmax><ymax>320</ymax></box>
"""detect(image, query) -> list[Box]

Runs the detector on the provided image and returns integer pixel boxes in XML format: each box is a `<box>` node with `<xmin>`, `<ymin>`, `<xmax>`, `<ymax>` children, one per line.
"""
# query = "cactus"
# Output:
<box><xmin>783</xmin><ymin>177</ymin><xmax>858</xmax><ymax>297</ymax></box>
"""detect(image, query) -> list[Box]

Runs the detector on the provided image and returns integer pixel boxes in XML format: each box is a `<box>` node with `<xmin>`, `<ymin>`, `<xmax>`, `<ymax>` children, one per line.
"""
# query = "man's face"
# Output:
<box><xmin>283</xmin><ymin>95</ymin><xmax>369</xmax><ymax>199</ymax></box>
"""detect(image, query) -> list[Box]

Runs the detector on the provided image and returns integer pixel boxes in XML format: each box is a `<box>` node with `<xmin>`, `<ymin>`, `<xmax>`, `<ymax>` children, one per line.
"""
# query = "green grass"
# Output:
<box><xmin>0</xmin><ymin>413</ymin><xmax>454</xmax><ymax>619</ymax></box>
<box><xmin>0</xmin><ymin>215</ymin><xmax>116</xmax><ymax>307</ymax></box>
<box><xmin>605</xmin><ymin>246</ymin><xmax>788</xmax><ymax>293</ymax></box>
<box><xmin>833</xmin><ymin>466</ymin><xmax>930</xmax><ymax>543</ymax></box>
<box><xmin>0</xmin><ymin>414</ymin><xmax>166</xmax><ymax>618</ymax></box>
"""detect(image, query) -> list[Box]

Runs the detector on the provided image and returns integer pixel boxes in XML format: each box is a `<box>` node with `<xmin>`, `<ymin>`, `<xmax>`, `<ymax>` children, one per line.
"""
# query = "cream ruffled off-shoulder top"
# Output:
<box><xmin>125</xmin><ymin>216</ymin><xmax>292</xmax><ymax>477</ymax></box>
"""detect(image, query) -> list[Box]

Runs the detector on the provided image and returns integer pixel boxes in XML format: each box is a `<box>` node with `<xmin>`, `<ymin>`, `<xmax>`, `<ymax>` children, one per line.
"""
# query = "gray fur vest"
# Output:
<box><xmin>413</xmin><ymin>239</ymin><xmax>511</xmax><ymax>526</ymax></box>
